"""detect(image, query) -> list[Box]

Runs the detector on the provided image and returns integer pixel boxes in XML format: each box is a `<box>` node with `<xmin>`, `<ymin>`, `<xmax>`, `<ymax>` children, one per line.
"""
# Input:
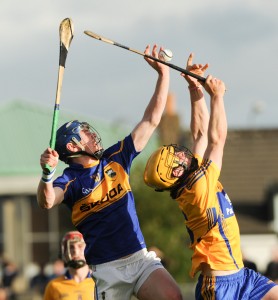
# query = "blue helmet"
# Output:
<box><xmin>55</xmin><ymin>120</ymin><xmax>103</xmax><ymax>163</ymax></box>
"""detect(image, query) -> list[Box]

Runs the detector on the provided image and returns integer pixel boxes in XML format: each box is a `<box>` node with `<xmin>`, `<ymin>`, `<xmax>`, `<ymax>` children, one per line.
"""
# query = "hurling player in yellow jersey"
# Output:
<box><xmin>144</xmin><ymin>54</ymin><xmax>278</xmax><ymax>299</ymax></box>
<box><xmin>44</xmin><ymin>231</ymin><xmax>96</xmax><ymax>300</ymax></box>
<box><xmin>38</xmin><ymin>44</ymin><xmax>182</xmax><ymax>300</ymax></box>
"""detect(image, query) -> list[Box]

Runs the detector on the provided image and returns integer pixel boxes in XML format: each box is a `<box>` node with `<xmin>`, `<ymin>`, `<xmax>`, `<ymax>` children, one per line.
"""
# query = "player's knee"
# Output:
<box><xmin>166</xmin><ymin>286</ymin><xmax>183</xmax><ymax>300</ymax></box>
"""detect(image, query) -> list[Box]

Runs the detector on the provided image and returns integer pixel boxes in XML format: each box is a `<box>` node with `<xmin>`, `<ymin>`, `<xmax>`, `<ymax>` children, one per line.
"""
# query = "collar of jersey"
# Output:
<box><xmin>64</xmin><ymin>269</ymin><xmax>91</xmax><ymax>279</ymax></box>
<box><xmin>70</xmin><ymin>161</ymin><xmax>100</xmax><ymax>169</ymax></box>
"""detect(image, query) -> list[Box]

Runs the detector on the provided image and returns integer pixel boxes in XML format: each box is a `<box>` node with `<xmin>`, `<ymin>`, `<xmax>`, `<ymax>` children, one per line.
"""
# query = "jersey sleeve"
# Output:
<box><xmin>103</xmin><ymin>134</ymin><xmax>140</xmax><ymax>173</ymax></box>
<box><xmin>43</xmin><ymin>281</ymin><xmax>58</xmax><ymax>300</ymax></box>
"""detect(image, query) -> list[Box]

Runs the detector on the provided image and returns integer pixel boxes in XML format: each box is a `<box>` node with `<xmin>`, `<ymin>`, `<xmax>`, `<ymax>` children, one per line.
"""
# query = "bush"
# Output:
<box><xmin>131</xmin><ymin>164</ymin><xmax>196</xmax><ymax>284</ymax></box>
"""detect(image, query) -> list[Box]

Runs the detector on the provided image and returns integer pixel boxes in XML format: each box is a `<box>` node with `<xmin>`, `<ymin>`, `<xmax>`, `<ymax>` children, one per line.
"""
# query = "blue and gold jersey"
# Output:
<box><xmin>172</xmin><ymin>155</ymin><xmax>243</xmax><ymax>277</ymax></box>
<box><xmin>53</xmin><ymin>135</ymin><xmax>146</xmax><ymax>265</ymax></box>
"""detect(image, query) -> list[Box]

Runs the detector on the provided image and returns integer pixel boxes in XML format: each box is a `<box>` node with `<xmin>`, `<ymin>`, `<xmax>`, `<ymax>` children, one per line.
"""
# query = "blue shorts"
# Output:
<box><xmin>195</xmin><ymin>268</ymin><xmax>277</xmax><ymax>300</ymax></box>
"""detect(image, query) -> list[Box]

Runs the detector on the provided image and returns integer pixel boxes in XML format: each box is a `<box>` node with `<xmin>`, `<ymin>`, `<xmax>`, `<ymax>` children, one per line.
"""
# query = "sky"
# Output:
<box><xmin>1</xmin><ymin>0</ymin><xmax>278</xmax><ymax>130</ymax></box>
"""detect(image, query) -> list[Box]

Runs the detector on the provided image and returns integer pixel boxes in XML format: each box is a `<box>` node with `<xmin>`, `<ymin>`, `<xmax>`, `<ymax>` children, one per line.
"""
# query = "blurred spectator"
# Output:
<box><xmin>0</xmin><ymin>287</ymin><xmax>8</xmax><ymax>300</ymax></box>
<box><xmin>243</xmin><ymin>258</ymin><xmax>257</xmax><ymax>272</ymax></box>
<box><xmin>30</xmin><ymin>264</ymin><xmax>49</xmax><ymax>296</ymax></box>
<box><xmin>2</xmin><ymin>260</ymin><xmax>18</xmax><ymax>288</ymax></box>
<box><xmin>46</xmin><ymin>259</ymin><xmax>65</xmax><ymax>281</ymax></box>
<box><xmin>265</xmin><ymin>246</ymin><xmax>278</xmax><ymax>283</ymax></box>
<box><xmin>242</xmin><ymin>250</ymin><xmax>257</xmax><ymax>272</ymax></box>
<box><xmin>1</xmin><ymin>259</ymin><xmax>18</xmax><ymax>300</ymax></box>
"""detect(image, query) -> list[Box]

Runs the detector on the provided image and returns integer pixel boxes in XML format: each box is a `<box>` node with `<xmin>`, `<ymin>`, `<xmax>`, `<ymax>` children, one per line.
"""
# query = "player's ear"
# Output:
<box><xmin>66</xmin><ymin>142</ymin><xmax>79</xmax><ymax>153</ymax></box>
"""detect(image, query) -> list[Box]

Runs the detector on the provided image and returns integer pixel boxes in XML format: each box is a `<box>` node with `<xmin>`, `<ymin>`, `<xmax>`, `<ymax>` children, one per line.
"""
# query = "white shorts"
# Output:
<box><xmin>90</xmin><ymin>248</ymin><xmax>164</xmax><ymax>300</ymax></box>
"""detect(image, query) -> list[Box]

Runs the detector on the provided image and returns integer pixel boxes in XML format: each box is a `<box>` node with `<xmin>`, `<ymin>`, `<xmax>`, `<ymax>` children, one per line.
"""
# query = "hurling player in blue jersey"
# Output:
<box><xmin>37</xmin><ymin>44</ymin><xmax>183</xmax><ymax>300</ymax></box>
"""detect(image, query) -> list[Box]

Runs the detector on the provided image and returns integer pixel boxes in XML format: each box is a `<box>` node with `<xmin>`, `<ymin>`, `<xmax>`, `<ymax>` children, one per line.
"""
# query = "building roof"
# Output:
<box><xmin>221</xmin><ymin>129</ymin><xmax>278</xmax><ymax>205</ymax></box>
<box><xmin>177</xmin><ymin>128</ymin><xmax>278</xmax><ymax>206</ymax></box>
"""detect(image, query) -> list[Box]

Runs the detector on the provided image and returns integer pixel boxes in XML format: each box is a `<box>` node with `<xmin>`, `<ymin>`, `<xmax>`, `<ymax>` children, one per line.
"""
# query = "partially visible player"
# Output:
<box><xmin>44</xmin><ymin>231</ymin><xmax>96</xmax><ymax>300</ymax></box>
<box><xmin>144</xmin><ymin>53</ymin><xmax>278</xmax><ymax>299</ymax></box>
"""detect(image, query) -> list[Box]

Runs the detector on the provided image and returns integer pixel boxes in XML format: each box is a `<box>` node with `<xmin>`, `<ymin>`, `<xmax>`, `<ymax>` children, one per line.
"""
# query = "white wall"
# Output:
<box><xmin>241</xmin><ymin>234</ymin><xmax>278</xmax><ymax>273</ymax></box>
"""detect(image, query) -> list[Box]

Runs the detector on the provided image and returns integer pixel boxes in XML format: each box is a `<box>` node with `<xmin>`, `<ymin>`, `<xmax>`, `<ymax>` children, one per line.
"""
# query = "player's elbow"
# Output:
<box><xmin>210</xmin><ymin>127</ymin><xmax>227</xmax><ymax>144</ymax></box>
<box><xmin>209</xmin><ymin>134</ymin><xmax>226</xmax><ymax>149</ymax></box>
<box><xmin>43</xmin><ymin>202</ymin><xmax>54</xmax><ymax>210</ymax></box>
<box><xmin>37</xmin><ymin>198</ymin><xmax>54</xmax><ymax>210</ymax></box>
<box><xmin>143</xmin><ymin>108</ymin><xmax>163</xmax><ymax>129</ymax></box>
<box><xmin>149</xmin><ymin>114</ymin><xmax>162</xmax><ymax>129</ymax></box>
<box><xmin>36</xmin><ymin>192</ymin><xmax>56</xmax><ymax>209</ymax></box>
<box><xmin>37</xmin><ymin>182</ymin><xmax>61</xmax><ymax>209</ymax></box>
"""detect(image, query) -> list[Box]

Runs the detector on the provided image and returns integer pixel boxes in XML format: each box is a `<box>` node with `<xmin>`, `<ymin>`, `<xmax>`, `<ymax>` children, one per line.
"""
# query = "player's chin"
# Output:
<box><xmin>172</xmin><ymin>168</ymin><xmax>184</xmax><ymax>178</ymax></box>
<box><xmin>72</xmin><ymin>257</ymin><xmax>83</xmax><ymax>261</ymax></box>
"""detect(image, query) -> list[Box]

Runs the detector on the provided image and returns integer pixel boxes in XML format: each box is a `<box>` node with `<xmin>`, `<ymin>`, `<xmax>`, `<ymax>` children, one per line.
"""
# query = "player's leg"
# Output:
<box><xmin>246</xmin><ymin>268</ymin><xmax>278</xmax><ymax>300</ymax></box>
<box><xmin>136</xmin><ymin>268</ymin><xmax>183</xmax><ymax>300</ymax></box>
<box><xmin>91</xmin><ymin>263</ymin><xmax>133</xmax><ymax>300</ymax></box>
<box><xmin>134</xmin><ymin>249</ymin><xmax>182</xmax><ymax>300</ymax></box>
<box><xmin>262</xmin><ymin>285</ymin><xmax>278</xmax><ymax>300</ymax></box>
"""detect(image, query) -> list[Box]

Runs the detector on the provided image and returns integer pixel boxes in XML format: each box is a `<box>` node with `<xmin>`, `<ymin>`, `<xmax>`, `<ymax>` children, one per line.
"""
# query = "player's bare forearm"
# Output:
<box><xmin>37</xmin><ymin>181</ymin><xmax>62</xmax><ymax>209</ymax></box>
<box><xmin>204</xmin><ymin>77</ymin><xmax>227</xmax><ymax>170</ymax></box>
<box><xmin>183</xmin><ymin>54</ymin><xmax>209</xmax><ymax>155</ymax></box>
<box><xmin>144</xmin><ymin>72</ymin><xmax>169</xmax><ymax>125</ymax></box>
<box><xmin>205</xmin><ymin>76</ymin><xmax>227</xmax><ymax>148</ymax></box>
<box><xmin>208</xmin><ymin>95</ymin><xmax>227</xmax><ymax>146</ymax></box>
<box><xmin>132</xmin><ymin>71</ymin><xmax>169</xmax><ymax>151</ymax></box>
<box><xmin>190</xmin><ymin>87</ymin><xmax>209</xmax><ymax>155</ymax></box>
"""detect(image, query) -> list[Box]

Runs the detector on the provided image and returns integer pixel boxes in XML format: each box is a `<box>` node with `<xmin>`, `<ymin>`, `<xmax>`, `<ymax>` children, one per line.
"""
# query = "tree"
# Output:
<box><xmin>131</xmin><ymin>164</ymin><xmax>195</xmax><ymax>283</ymax></box>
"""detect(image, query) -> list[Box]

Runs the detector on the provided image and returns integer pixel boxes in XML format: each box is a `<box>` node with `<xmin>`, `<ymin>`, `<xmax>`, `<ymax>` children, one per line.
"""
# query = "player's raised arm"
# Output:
<box><xmin>181</xmin><ymin>53</ymin><xmax>209</xmax><ymax>157</ymax></box>
<box><xmin>203</xmin><ymin>75</ymin><xmax>227</xmax><ymax>170</ymax></box>
<box><xmin>131</xmin><ymin>44</ymin><xmax>170</xmax><ymax>152</ymax></box>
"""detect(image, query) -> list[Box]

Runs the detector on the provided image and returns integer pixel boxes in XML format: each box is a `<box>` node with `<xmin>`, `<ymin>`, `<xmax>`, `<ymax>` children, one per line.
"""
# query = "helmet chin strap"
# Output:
<box><xmin>68</xmin><ymin>150</ymin><xmax>104</xmax><ymax>161</ymax></box>
<box><xmin>72</xmin><ymin>137</ymin><xmax>85</xmax><ymax>151</ymax></box>
<box><xmin>67</xmin><ymin>259</ymin><xmax>87</xmax><ymax>269</ymax></box>
<box><xmin>91</xmin><ymin>149</ymin><xmax>104</xmax><ymax>160</ymax></box>
<box><xmin>71</xmin><ymin>137</ymin><xmax>104</xmax><ymax>160</ymax></box>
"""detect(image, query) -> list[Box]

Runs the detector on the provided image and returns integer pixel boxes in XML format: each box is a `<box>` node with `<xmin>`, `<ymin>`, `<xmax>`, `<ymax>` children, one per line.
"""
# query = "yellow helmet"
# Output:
<box><xmin>144</xmin><ymin>144</ymin><xmax>197</xmax><ymax>191</ymax></box>
<box><xmin>144</xmin><ymin>145</ymin><xmax>180</xmax><ymax>190</ymax></box>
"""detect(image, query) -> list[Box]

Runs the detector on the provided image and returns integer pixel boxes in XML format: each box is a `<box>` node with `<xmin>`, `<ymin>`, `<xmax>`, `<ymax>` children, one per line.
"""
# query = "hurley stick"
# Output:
<box><xmin>84</xmin><ymin>30</ymin><xmax>206</xmax><ymax>82</ymax></box>
<box><xmin>44</xmin><ymin>18</ymin><xmax>74</xmax><ymax>173</ymax></box>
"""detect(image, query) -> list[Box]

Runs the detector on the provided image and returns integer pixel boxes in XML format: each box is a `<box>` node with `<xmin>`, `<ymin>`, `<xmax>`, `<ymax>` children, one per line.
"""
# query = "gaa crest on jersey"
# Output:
<box><xmin>105</xmin><ymin>168</ymin><xmax>116</xmax><ymax>178</ymax></box>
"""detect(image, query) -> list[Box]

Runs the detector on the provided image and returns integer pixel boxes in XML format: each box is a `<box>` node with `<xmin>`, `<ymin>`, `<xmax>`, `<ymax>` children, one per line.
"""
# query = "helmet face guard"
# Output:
<box><xmin>55</xmin><ymin>120</ymin><xmax>103</xmax><ymax>163</ymax></box>
<box><xmin>144</xmin><ymin>144</ymin><xmax>197</xmax><ymax>191</ymax></box>
<box><xmin>61</xmin><ymin>231</ymin><xmax>87</xmax><ymax>269</ymax></box>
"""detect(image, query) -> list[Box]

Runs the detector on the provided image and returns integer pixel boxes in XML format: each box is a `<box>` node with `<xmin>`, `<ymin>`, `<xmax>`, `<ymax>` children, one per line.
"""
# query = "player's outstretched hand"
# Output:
<box><xmin>144</xmin><ymin>44</ymin><xmax>169</xmax><ymax>75</ymax></box>
<box><xmin>182</xmin><ymin>53</ymin><xmax>209</xmax><ymax>88</ymax></box>
<box><xmin>204</xmin><ymin>75</ymin><xmax>226</xmax><ymax>98</ymax></box>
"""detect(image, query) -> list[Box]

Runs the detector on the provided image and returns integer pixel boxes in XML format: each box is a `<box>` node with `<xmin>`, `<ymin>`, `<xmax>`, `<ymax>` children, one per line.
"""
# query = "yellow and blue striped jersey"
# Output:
<box><xmin>172</xmin><ymin>155</ymin><xmax>243</xmax><ymax>277</ymax></box>
<box><xmin>43</xmin><ymin>271</ymin><xmax>95</xmax><ymax>300</ymax></box>
<box><xmin>53</xmin><ymin>135</ymin><xmax>146</xmax><ymax>265</ymax></box>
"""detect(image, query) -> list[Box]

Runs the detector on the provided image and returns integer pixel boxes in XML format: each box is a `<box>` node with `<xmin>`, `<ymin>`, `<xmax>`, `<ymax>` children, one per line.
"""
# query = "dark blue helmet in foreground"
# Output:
<box><xmin>55</xmin><ymin>120</ymin><xmax>103</xmax><ymax>163</ymax></box>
